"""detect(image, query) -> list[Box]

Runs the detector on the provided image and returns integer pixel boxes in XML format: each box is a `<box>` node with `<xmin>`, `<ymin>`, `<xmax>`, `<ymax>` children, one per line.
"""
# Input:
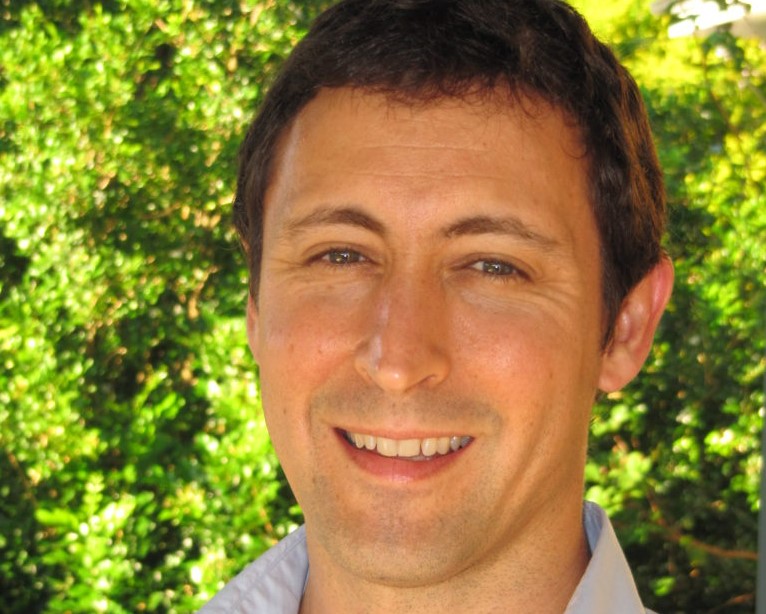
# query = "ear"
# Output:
<box><xmin>598</xmin><ymin>256</ymin><xmax>674</xmax><ymax>393</ymax></box>
<box><xmin>246</xmin><ymin>294</ymin><xmax>261</xmax><ymax>364</ymax></box>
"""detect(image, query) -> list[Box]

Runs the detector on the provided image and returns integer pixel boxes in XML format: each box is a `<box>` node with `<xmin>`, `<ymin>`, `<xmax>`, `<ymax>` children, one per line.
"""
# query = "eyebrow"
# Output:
<box><xmin>283</xmin><ymin>206</ymin><xmax>386</xmax><ymax>238</ymax></box>
<box><xmin>282</xmin><ymin>206</ymin><xmax>560</xmax><ymax>251</ymax></box>
<box><xmin>444</xmin><ymin>215</ymin><xmax>561</xmax><ymax>250</ymax></box>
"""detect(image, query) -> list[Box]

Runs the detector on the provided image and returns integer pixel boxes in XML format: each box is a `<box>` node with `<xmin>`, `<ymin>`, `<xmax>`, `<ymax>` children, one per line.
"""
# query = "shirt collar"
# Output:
<box><xmin>564</xmin><ymin>501</ymin><xmax>648</xmax><ymax>614</ymax></box>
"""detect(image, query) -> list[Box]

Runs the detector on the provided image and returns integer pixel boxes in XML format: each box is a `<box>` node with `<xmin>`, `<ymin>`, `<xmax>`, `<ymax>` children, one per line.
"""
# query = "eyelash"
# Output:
<box><xmin>312</xmin><ymin>248</ymin><xmax>369</xmax><ymax>266</ymax></box>
<box><xmin>469</xmin><ymin>259</ymin><xmax>529</xmax><ymax>282</ymax></box>
<box><xmin>310</xmin><ymin>249</ymin><xmax>529</xmax><ymax>282</ymax></box>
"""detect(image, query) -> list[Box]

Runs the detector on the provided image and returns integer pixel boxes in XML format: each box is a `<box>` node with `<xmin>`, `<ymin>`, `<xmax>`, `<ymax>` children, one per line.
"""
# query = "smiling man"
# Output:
<box><xmin>201</xmin><ymin>1</ymin><xmax>674</xmax><ymax>613</ymax></box>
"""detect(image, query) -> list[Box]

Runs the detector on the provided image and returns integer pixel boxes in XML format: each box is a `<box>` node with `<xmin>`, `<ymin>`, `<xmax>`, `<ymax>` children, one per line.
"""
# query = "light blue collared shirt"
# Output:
<box><xmin>200</xmin><ymin>501</ymin><xmax>654</xmax><ymax>613</ymax></box>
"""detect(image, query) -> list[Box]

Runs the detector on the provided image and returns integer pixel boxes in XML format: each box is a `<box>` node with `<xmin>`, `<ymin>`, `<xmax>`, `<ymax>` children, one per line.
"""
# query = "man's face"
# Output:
<box><xmin>248</xmin><ymin>88</ymin><xmax>611</xmax><ymax>586</ymax></box>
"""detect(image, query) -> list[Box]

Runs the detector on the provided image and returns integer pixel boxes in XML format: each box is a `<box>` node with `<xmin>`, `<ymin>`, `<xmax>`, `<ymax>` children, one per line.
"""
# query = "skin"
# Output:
<box><xmin>246</xmin><ymin>88</ymin><xmax>673</xmax><ymax>613</ymax></box>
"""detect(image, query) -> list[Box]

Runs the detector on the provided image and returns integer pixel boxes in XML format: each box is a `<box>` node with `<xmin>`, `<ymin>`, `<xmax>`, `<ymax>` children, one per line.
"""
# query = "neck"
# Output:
<box><xmin>298</xmin><ymin>502</ymin><xmax>589</xmax><ymax>614</ymax></box>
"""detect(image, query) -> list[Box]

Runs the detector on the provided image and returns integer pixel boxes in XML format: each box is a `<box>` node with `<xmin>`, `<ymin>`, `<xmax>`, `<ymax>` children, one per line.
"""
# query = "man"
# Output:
<box><xmin>202</xmin><ymin>0</ymin><xmax>674</xmax><ymax>612</ymax></box>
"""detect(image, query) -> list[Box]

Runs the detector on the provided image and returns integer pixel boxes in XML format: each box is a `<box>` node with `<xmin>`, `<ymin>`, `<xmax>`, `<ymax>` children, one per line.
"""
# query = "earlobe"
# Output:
<box><xmin>598</xmin><ymin>256</ymin><xmax>674</xmax><ymax>393</ymax></box>
<box><xmin>246</xmin><ymin>294</ymin><xmax>260</xmax><ymax>364</ymax></box>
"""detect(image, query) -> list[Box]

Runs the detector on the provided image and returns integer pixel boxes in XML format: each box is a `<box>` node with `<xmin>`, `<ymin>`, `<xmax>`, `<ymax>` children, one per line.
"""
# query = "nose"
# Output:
<box><xmin>354</xmin><ymin>274</ymin><xmax>451</xmax><ymax>393</ymax></box>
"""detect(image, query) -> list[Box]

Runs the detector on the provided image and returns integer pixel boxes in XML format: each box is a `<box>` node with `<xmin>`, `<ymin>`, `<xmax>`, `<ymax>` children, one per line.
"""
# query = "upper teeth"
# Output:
<box><xmin>345</xmin><ymin>432</ymin><xmax>472</xmax><ymax>458</ymax></box>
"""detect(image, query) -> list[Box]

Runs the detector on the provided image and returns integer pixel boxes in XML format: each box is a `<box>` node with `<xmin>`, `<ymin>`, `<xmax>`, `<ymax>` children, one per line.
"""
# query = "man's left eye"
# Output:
<box><xmin>471</xmin><ymin>260</ymin><xmax>520</xmax><ymax>277</ymax></box>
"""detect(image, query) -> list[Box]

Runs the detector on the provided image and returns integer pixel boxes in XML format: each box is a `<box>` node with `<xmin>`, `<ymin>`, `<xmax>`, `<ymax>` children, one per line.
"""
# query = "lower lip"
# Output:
<box><xmin>336</xmin><ymin>430</ymin><xmax>468</xmax><ymax>483</ymax></box>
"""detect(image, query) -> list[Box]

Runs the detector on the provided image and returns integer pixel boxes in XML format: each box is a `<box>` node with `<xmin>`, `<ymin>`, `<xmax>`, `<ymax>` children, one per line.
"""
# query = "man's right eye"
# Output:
<box><xmin>319</xmin><ymin>249</ymin><xmax>366</xmax><ymax>265</ymax></box>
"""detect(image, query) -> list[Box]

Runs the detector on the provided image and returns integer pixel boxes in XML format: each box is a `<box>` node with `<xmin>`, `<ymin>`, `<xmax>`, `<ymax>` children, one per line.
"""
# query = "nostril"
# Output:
<box><xmin>354</xmin><ymin>336</ymin><xmax>450</xmax><ymax>393</ymax></box>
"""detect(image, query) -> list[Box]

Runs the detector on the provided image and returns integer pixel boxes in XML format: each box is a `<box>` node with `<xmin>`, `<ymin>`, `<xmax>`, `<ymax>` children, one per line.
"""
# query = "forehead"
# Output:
<box><xmin>276</xmin><ymin>86</ymin><xmax>585</xmax><ymax>174</ymax></box>
<box><xmin>263</xmin><ymin>87</ymin><xmax>594</xmax><ymax>247</ymax></box>
<box><xmin>269</xmin><ymin>87</ymin><xmax>587</xmax><ymax>191</ymax></box>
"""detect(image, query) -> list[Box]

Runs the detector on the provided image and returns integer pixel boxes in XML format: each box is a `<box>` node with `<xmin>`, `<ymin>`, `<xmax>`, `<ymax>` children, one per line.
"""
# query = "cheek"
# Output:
<box><xmin>458</xmin><ymin>309</ymin><xmax>554</xmax><ymax>377</ymax></box>
<box><xmin>457</xmin><ymin>307</ymin><xmax>597</xmax><ymax>417</ymax></box>
<box><xmin>256</xmin><ymin>291</ymin><xmax>368</xmax><ymax>433</ymax></box>
<box><xmin>260</xmin><ymin>297</ymin><xmax>353</xmax><ymax>370</ymax></box>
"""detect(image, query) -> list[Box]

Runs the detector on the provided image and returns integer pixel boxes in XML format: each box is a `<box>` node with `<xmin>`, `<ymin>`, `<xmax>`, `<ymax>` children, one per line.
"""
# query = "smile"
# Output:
<box><xmin>343</xmin><ymin>430</ymin><xmax>472</xmax><ymax>460</ymax></box>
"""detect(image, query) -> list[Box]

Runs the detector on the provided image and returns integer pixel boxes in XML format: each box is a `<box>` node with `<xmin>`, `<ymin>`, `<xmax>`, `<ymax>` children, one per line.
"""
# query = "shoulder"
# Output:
<box><xmin>198</xmin><ymin>526</ymin><xmax>308</xmax><ymax>614</ymax></box>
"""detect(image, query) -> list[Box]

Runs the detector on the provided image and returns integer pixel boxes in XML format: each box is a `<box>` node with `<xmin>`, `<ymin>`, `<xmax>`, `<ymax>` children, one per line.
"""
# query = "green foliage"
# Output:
<box><xmin>575</xmin><ymin>0</ymin><xmax>765</xmax><ymax>611</ymax></box>
<box><xmin>1</xmin><ymin>0</ymin><xmax>763</xmax><ymax>612</ymax></box>
<box><xmin>0</xmin><ymin>1</ymin><xmax>328</xmax><ymax>611</ymax></box>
